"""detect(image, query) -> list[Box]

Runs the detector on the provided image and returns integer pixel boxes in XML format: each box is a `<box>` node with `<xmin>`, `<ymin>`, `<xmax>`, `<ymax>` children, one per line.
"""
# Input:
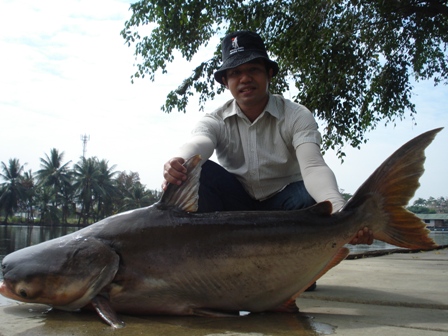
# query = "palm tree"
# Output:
<box><xmin>35</xmin><ymin>185</ymin><xmax>61</xmax><ymax>225</ymax></box>
<box><xmin>36</xmin><ymin>148</ymin><xmax>73</xmax><ymax>223</ymax></box>
<box><xmin>21</xmin><ymin>170</ymin><xmax>36</xmax><ymax>222</ymax></box>
<box><xmin>72</xmin><ymin>157</ymin><xmax>102</xmax><ymax>225</ymax></box>
<box><xmin>95</xmin><ymin>159</ymin><xmax>119</xmax><ymax>220</ymax></box>
<box><xmin>115</xmin><ymin>171</ymin><xmax>142</xmax><ymax>211</ymax></box>
<box><xmin>0</xmin><ymin>159</ymin><xmax>26</xmax><ymax>224</ymax></box>
<box><xmin>121</xmin><ymin>183</ymin><xmax>158</xmax><ymax>211</ymax></box>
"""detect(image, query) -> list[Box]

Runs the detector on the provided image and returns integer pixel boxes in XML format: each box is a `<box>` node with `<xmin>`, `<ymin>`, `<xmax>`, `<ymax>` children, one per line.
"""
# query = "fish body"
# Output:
<box><xmin>0</xmin><ymin>128</ymin><xmax>442</xmax><ymax>327</ymax></box>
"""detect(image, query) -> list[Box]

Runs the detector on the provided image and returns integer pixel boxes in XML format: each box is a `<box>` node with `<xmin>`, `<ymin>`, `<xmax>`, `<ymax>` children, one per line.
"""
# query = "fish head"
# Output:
<box><xmin>0</xmin><ymin>235</ymin><xmax>119</xmax><ymax>310</ymax></box>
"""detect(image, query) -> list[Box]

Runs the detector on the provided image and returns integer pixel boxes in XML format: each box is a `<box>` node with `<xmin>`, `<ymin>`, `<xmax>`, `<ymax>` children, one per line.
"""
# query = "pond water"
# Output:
<box><xmin>348</xmin><ymin>231</ymin><xmax>448</xmax><ymax>254</ymax></box>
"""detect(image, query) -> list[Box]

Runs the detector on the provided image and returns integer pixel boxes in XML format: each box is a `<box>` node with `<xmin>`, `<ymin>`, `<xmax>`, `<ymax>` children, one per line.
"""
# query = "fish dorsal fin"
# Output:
<box><xmin>159</xmin><ymin>155</ymin><xmax>202</xmax><ymax>212</ymax></box>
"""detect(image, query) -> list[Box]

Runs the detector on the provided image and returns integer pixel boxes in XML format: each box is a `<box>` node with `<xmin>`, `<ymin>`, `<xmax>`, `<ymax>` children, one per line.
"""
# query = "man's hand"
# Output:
<box><xmin>162</xmin><ymin>157</ymin><xmax>187</xmax><ymax>191</ymax></box>
<box><xmin>349</xmin><ymin>227</ymin><xmax>374</xmax><ymax>245</ymax></box>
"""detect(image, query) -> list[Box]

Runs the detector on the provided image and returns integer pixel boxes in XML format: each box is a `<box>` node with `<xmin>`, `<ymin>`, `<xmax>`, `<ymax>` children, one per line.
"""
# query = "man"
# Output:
<box><xmin>163</xmin><ymin>31</ymin><xmax>373</xmax><ymax>244</ymax></box>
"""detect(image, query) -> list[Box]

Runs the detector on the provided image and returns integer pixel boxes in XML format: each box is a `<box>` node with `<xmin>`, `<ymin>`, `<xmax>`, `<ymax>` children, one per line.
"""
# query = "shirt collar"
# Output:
<box><xmin>222</xmin><ymin>93</ymin><xmax>280</xmax><ymax>121</ymax></box>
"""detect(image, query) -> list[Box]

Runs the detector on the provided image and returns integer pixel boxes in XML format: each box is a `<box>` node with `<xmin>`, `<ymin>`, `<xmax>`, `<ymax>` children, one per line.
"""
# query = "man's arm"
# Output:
<box><xmin>296</xmin><ymin>142</ymin><xmax>345</xmax><ymax>212</ymax></box>
<box><xmin>296</xmin><ymin>142</ymin><xmax>373</xmax><ymax>245</ymax></box>
<box><xmin>162</xmin><ymin>135</ymin><xmax>214</xmax><ymax>190</ymax></box>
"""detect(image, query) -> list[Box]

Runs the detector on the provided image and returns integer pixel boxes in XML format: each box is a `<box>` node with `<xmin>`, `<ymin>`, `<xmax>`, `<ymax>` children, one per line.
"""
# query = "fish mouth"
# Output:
<box><xmin>0</xmin><ymin>280</ymin><xmax>16</xmax><ymax>301</ymax></box>
<box><xmin>0</xmin><ymin>280</ymin><xmax>7</xmax><ymax>294</ymax></box>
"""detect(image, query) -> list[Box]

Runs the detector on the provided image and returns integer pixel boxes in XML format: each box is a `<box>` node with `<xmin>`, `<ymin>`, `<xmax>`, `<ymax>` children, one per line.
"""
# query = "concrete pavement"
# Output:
<box><xmin>299</xmin><ymin>247</ymin><xmax>448</xmax><ymax>335</ymax></box>
<box><xmin>0</xmin><ymin>248</ymin><xmax>447</xmax><ymax>335</ymax></box>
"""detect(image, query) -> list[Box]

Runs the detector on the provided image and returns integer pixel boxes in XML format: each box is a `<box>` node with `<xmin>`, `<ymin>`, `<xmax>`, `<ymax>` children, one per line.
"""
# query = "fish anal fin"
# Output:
<box><xmin>322</xmin><ymin>247</ymin><xmax>350</xmax><ymax>274</ymax></box>
<box><xmin>91</xmin><ymin>295</ymin><xmax>125</xmax><ymax>329</ymax></box>
<box><xmin>294</xmin><ymin>247</ymin><xmax>350</xmax><ymax>299</ymax></box>
<box><xmin>269</xmin><ymin>299</ymin><xmax>299</xmax><ymax>313</ymax></box>
<box><xmin>160</xmin><ymin>155</ymin><xmax>202</xmax><ymax>212</ymax></box>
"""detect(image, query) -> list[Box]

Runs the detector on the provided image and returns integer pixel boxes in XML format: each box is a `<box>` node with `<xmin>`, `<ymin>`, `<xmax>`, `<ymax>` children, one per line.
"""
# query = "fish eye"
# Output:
<box><xmin>19</xmin><ymin>289</ymin><xmax>28</xmax><ymax>298</ymax></box>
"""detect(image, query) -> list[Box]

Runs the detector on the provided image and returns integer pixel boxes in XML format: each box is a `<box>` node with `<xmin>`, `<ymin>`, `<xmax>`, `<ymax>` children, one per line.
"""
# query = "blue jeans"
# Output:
<box><xmin>198</xmin><ymin>160</ymin><xmax>316</xmax><ymax>212</ymax></box>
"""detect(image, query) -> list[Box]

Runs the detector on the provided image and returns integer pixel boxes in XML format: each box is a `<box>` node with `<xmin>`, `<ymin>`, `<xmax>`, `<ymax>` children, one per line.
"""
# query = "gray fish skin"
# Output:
<box><xmin>0</xmin><ymin>128</ymin><xmax>442</xmax><ymax>328</ymax></box>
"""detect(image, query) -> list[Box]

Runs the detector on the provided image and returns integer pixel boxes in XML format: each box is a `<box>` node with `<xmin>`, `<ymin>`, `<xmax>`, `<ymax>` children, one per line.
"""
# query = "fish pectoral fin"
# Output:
<box><xmin>192</xmin><ymin>307</ymin><xmax>239</xmax><ymax>317</ymax></box>
<box><xmin>91</xmin><ymin>295</ymin><xmax>125</xmax><ymax>329</ymax></box>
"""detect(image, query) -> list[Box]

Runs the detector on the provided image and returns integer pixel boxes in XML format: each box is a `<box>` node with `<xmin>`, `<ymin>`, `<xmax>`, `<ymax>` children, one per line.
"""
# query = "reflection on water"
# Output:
<box><xmin>347</xmin><ymin>232</ymin><xmax>448</xmax><ymax>254</ymax></box>
<box><xmin>0</xmin><ymin>225</ymin><xmax>81</xmax><ymax>283</ymax></box>
<box><xmin>0</xmin><ymin>225</ymin><xmax>79</xmax><ymax>259</ymax></box>
<box><xmin>0</xmin><ymin>304</ymin><xmax>335</xmax><ymax>336</ymax></box>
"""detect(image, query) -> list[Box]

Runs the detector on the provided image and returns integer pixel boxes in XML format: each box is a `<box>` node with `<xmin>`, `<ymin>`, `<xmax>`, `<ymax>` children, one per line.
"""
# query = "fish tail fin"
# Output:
<box><xmin>159</xmin><ymin>155</ymin><xmax>202</xmax><ymax>212</ymax></box>
<box><xmin>343</xmin><ymin>128</ymin><xmax>443</xmax><ymax>249</ymax></box>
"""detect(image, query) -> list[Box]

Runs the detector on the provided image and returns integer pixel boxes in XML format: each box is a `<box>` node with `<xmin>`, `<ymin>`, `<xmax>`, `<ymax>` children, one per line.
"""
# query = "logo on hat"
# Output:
<box><xmin>230</xmin><ymin>36</ymin><xmax>244</xmax><ymax>55</ymax></box>
<box><xmin>214</xmin><ymin>31</ymin><xmax>279</xmax><ymax>85</ymax></box>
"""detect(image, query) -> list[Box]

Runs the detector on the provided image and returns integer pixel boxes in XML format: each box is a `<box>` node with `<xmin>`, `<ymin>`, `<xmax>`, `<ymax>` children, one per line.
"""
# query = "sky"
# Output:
<box><xmin>0</xmin><ymin>0</ymin><xmax>447</xmax><ymax>204</ymax></box>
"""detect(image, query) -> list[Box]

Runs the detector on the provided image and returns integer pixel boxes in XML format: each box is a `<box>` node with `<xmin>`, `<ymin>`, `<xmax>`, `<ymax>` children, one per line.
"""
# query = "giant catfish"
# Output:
<box><xmin>0</xmin><ymin>128</ymin><xmax>442</xmax><ymax>328</ymax></box>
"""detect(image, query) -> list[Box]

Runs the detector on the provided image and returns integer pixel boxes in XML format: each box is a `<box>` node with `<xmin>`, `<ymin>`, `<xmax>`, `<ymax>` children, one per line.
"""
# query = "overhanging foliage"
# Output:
<box><xmin>121</xmin><ymin>0</ymin><xmax>448</xmax><ymax>157</ymax></box>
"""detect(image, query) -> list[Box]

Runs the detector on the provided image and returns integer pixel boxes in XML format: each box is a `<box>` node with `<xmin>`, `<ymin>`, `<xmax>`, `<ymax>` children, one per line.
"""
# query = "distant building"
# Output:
<box><xmin>417</xmin><ymin>214</ymin><xmax>448</xmax><ymax>231</ymax></box>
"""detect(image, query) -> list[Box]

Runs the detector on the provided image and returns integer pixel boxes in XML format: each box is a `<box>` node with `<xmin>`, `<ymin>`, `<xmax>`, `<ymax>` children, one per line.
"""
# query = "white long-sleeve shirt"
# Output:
<box><xmin>176</xmin><ymin>94</ymin><xmax>345</xmax><ymax>212</ymax></box>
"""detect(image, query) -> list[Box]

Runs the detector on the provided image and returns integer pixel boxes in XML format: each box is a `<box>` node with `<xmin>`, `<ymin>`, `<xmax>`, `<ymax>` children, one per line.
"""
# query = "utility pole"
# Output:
<box><xmin>80</xmin><ymin>134</ymin><xmax>90</xmax><ymax>158</ymax></box>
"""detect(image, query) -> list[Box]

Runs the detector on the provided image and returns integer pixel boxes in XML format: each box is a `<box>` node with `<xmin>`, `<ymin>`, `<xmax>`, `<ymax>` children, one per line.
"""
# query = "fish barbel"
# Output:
<box><xmin>0</xmin><ymin>128</ymin><xmax>442</xmax><ymax>328</ymax></box>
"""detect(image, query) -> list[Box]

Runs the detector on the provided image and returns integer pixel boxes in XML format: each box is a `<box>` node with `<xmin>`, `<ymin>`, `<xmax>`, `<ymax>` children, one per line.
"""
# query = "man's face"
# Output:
<box><xmin>222</xmin><ymin>59</ymin><xmax>273</xmax><ymax>111</ymax></box>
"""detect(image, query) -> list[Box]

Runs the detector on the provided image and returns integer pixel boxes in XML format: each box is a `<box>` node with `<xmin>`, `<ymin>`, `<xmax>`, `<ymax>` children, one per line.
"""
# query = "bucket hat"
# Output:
<box><xmin>214</xmin><ymin>31</ymin><xmax>279</xmax><ymax>85</ymax></box>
